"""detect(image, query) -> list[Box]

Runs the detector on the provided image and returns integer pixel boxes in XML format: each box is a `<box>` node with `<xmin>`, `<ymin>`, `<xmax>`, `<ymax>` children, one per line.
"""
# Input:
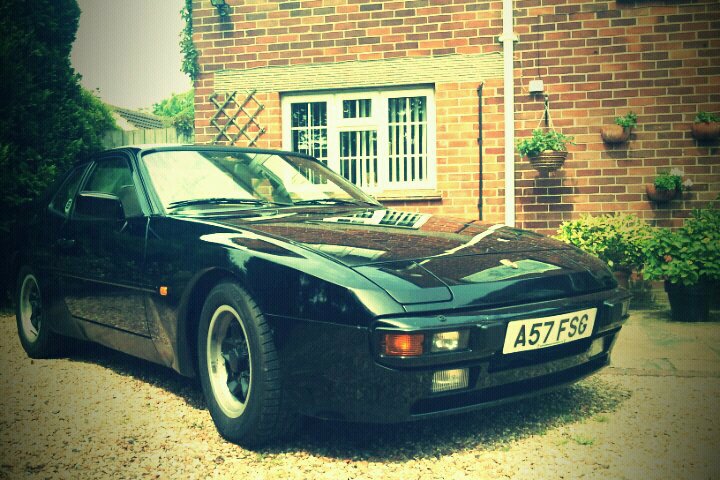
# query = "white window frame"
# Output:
<box><xmin>281</xmin><ymin>87</ymin><xmax>436</xmax><ymax>193</ymax></box>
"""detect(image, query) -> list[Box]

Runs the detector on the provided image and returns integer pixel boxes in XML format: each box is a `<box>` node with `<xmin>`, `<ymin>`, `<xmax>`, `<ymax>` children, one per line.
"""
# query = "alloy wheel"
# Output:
<box><xmin>19</xmin><ymin>274</ymin><xmax>42</xmax><ymax>342</ymax></box>
<box><xmin>206</xmin><ymin>305</ymin><xmax>252</xmax><ymax>418</ymax></box>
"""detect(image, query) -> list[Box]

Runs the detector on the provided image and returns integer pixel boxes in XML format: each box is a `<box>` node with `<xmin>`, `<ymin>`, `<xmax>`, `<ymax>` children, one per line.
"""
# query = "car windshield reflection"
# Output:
<box><xmin>142</xmin><ymin>150</ymin><xmax>378</xmax><ymax>213</ymax></box>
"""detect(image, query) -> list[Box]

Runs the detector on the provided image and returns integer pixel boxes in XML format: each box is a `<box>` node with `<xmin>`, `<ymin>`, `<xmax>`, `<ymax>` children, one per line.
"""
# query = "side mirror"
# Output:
<box><xmin>74</xmin><ymin>192</ymin><xmax>125</xmax><ymax>221</ymax></box>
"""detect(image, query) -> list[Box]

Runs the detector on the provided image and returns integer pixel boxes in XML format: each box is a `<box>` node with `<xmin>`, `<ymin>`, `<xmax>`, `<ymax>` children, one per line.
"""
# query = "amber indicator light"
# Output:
<box><xmin>383</xmin><ymin>333</ymin><xmax>424</xmax><ymax>356</ymax></box>
<box><xmin>159</xmin><ymin>286</ymin><xmax>169</xmax><ymax>296</ymax></box>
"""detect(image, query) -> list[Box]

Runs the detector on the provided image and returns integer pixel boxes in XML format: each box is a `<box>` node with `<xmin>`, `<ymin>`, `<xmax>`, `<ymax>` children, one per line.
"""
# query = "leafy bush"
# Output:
<box><xmin>643</xmin><ymin>201</ymin><xmax>720</xmax><ymax>286</ymax></box>
<box><xmin>555</xmin><ymin>213</ymin><xmax>652</xmax><ymax>273</ymax></box>
<box><xmin>516</xmin><ymin>129</ymin><xmax>575</xmax><ymax>157</ymax></box>
<box><xmin>0</xmin><ymin>0</ymin><xmax>115</xmax><ymax>300</ymax></box>
<box><xmin>694</xmin><ymin>111</ymin><xmax>720</xmax><ymax>123</ymax></box>
<box><xmin>153</xmin><ymin>90</ymin><xmax>195</xmax><ymax>137</ymax></box>
<box><xmin>614</xmin><ymin>112</ymin><xmax>638</xmax><ymax>129</ymax></box>
<box><xmin>653</xmin><ymin>168</ymin><xmax>692</xmax><ymax>192</ymax></box>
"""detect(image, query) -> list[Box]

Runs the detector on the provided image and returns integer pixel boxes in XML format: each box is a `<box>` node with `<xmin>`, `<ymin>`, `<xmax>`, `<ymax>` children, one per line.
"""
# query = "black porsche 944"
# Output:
<box><xmin>10</xmin><ymin>146</ymin><xmax>630</xmax><ymax>446</ymax></box>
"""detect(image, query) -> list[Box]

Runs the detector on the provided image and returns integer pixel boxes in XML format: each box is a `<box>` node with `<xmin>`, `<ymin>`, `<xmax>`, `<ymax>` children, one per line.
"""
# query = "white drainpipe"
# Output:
<box><xmin>501</xmin><ymin>0</ymin><xmax>516</xmax><ymax>227</ymax></box>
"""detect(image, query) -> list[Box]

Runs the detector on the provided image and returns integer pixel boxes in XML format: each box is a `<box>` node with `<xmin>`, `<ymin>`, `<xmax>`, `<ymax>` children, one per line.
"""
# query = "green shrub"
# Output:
<box><xmin>555</xmin><ymin>213</ymin><xmax>652</xmax><ymax>273</ymax></box>
<box><xmin>614</xmin><ymin>111</ymin><xmax>638</xmax><ymax>129</ymax></box>
<box><xmin>653</xmin><ymin>169</ymin><xmax>692</xmax><ymax>192</ymax></box>
<box><xmin>643</xmin><ymin>201</ymin><xmax>720</xmax><ymax>286</ymax></box>
<box><xmin>516</xmin><ymin>129</ymin><xmax>575</xmax><ymax>157</ymax></box>
<box><xmin>694</xmin><ymin>111</ymin><xmax>720</xmax><ymax>123</ymax></box>
<box><xmin>153</xmin><ymin>90</ymin><xmax>195</xmax><ymax>137</ymax></box>
<box><xmin>0</xmin><ymin>0</ymin><xmax>115</xmax><ymax>301</ymax></box>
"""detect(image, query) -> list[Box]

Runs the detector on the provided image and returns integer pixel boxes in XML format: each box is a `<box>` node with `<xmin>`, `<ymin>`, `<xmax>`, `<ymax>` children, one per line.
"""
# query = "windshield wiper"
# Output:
<box><xmin>293</xmin><ymin>198</ymin><xmax>368</xmax><ymax>206</ymax></box>
<box><xmin>168</xmin><ymin>198</ymin><xmax>289</xmax><ymax>210</ymax></box>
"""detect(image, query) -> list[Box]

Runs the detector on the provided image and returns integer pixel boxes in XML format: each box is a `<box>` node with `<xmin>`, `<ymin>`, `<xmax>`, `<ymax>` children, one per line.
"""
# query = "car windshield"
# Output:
<box><xmin>141</xmin><ymin>150</ymin><xmax>379</xmax><ymax>213</ymax></box>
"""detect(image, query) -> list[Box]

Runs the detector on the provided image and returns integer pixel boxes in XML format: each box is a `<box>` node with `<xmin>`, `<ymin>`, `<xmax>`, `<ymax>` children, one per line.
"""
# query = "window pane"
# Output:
<box><xmin>387</xmin><ymin>96</ymin><xmax>427</xmax><ymax>184</ymax></box>
<box><xmin>84</xmin><ymin>157</ymin><xmax>134</xmax><ymax>195</ymax></box>
<box><xmin>290</xmin><ymin>101</ymin><xmax>328</xmax><ymax>183</ymax></box>
<box><xmin>291</xmin><ymin>104</ymin><xmax>308</xmax><ymax>128</ymax></box>
<box><xmin>343</xmin><ymin>99</ymin><xmax>371</xmax><ymax>119</ymax></box>
<box><xmin>311</xmin><ymin>102</ymin><xmax>327</xmax><ymax>127</ymax></box>
<box><xmin>340</xmin><ymin>130</ymin><xmax>378</xmax><ymax>189</ymax></box>
<box><xmin>49</xmin><ymin>166</ymin><xmax>87</xmax><ymax>217</ymax></box>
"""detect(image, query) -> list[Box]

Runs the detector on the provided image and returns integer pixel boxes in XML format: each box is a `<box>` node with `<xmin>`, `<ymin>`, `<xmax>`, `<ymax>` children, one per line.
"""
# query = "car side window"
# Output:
<box><xmin>49</xmin><ymin>165</ymin><xmax>88</xmax><ymax>217</ymax></box>
<box><xmin>79</xmin><ymin>157</ymin><xmax>143</xmax><ymax>218</ymax></box>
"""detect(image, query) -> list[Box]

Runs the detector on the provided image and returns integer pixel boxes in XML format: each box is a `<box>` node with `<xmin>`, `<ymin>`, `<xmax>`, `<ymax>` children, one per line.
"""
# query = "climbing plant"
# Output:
<box><xmin>180</xmin><ymin>0</ymin><xmax>200</xmax><ymax>81</ymax></box>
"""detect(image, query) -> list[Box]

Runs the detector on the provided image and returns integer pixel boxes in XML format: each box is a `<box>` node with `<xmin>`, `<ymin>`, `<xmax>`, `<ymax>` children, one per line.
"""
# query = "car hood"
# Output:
<box><xmin>212</xmin><ymin>208</ymin><xmax>616</xmax><ymax>306</ymax></box>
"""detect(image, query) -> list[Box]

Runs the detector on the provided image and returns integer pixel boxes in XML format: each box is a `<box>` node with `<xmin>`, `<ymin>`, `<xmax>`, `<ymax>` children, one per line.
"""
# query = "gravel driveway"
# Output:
<box><xmin>1</xmin><ymin>310</ymin><xmax>719</xmax><ymax>479</ymax></box>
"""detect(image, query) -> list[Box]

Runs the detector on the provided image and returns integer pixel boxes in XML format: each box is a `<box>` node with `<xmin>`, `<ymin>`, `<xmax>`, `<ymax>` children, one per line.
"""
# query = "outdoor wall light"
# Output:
<box><xmin>210</xmin><ymin>0</ymin><xmax>231</xmax><ymax>16</ymax></box>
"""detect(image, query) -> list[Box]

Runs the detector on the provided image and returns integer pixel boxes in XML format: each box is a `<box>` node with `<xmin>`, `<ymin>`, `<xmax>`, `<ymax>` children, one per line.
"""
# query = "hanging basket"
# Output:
<box><xmin>691</xmin><ymin>122</ymin><xmax>720</xmax><ymax>141</ymax></box>
<box><xmin>528</xmin><ymin>150</ymin><xmax>568</xmax><ymax>173</ymax></box>
<box><xmin>601</xmin><ymin>125</ymin><xmax>631</xmax><ymax>144</ymax></box>
<box><xmin>646</xmin><ymin>184</ymin><xmax>677</xmax><ymax>203</ymax></box>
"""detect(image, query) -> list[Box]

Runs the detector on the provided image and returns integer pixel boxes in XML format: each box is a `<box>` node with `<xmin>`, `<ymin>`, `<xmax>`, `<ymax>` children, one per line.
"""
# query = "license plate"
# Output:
<box><xmin>502</xmin><ymin>308</ymin><xmax>597</xmax><ymax>354</ymax></box>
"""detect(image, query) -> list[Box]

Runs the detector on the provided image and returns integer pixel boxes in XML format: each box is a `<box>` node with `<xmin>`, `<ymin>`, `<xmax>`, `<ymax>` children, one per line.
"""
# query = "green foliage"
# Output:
<box><xmin>555</xmin><ymin>213</ymin><xmax>652</xmax><ymax>272</ymax></box>
<box><xmin>614</xmin><ymin>111</ymin><xmax>637</xmax><ymax>129</ymax></box>
<box><xmin>153</xmin><ymin>90</ymin><xmax>195</xmax><ymax>137</ymax></box>
<box><xmin>653</xmin><ymin>169</ymin><xmax>688</xmax><ymax>192</ymax></box>
<box><xmin>642</xmin><ymin>201</ymin><xmax>720</xmax><ymax>286</ymax></box>
<box><xmin>0</xmin><ymin>0</ymin><xmax>116</xmax><ymax>236</ymax></box>
<box><xmin>180</xmin><ymin>0</ymin><xmax>200</xmax><ymax>81</ymax></box>
<box><xmin>694</xmin><ymin>111</ymin><xmax>720</xmax><ymax>123</ymax></box>
<box><xmin>516</xmin><ymin>129</ymin><xmax>575</xmax><ymax>157</ymax></box>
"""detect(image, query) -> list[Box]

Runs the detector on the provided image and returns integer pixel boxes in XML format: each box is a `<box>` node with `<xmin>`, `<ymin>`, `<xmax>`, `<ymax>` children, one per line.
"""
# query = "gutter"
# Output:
<box><xmin>477</xmin><ymin>83</ymin><xmax>484</xmax><ymax>220</ymax></box>
<box><xmin>500</xmin><ymin>0</ymin><xmax>516</xmax><ymax>227</ymax></box>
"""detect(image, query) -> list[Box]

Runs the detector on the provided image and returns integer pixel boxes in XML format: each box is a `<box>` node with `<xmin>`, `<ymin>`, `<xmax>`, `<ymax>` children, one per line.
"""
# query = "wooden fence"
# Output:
<box><xmin>103</xmin><ymin>128</ymin><xmax>193</xmax><ymax>148</ymax></box>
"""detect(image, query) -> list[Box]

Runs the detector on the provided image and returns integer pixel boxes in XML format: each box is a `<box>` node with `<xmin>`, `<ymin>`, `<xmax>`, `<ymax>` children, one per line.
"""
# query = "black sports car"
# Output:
<box><xmin>11</xmin><ymin>145</ymin><xmax>630</xmax><ymax>446</ymax></box>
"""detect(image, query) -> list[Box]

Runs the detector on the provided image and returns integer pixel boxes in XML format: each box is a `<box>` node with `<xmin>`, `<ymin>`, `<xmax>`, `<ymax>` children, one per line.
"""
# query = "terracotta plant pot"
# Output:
<box><xmin>691</xmin><ymin>122</ymin><xmax>720</xmax><ymax>141</ymax></box>
<box><xmin>646</xmin><ymin>184</ymin><xmax>677</xmax><ymax>203</ymax></box>
<box><xmin>601</xmin><ymin>125</ymin><xmax>631</xmax><ymax>144</ymax></box>
<box><xmin>528</xmin><ymin>150</ymin><xmax>567</xmax><ymax>174</ymax></box>
<box><xmin>613</xmin><ymin>270</ymin><xmax>631</xmax><ymax>290</ymax></box>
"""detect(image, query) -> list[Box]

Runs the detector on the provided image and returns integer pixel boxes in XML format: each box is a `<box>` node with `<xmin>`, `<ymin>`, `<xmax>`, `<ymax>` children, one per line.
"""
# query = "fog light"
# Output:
<box><xmin>430</xmin><ymin>330</ymin><xmax>469</xmax><ymax>353</ymax></box>
<box><xmin>589</xmin><ymin>338</ymin><xmax>604</xmax><ymax>357</ymax></box>
<box><xmin>431</xmin><ymin>368</ymin><xmax>469</xmax><ymax>393</ymax></box>
<box><xmin>382</xmin><ymin>333</ymin><xmax>424</xmax><ymax>356</ymax></box>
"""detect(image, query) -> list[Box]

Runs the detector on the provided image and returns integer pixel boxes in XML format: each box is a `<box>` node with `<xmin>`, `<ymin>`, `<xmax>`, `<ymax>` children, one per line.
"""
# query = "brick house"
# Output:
<box><xmin>192</xmin><ymin>0</ymin><xmax>719</xmax><ymax>234</ymax></box>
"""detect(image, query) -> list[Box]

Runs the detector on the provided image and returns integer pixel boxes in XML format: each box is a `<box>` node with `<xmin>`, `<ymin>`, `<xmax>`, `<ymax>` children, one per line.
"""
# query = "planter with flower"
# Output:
<box><xmin>642</xmin><ymin>201</ymin><xmax>720</xmax><ymax>321</ymax></box>
<box><xmin>555</xmin><ymin>213</ymin><xmax>651</xmax><ymax>289</ymax></box>
<box><xmin>516</xmin><ymin>129</ymin><xmax>575</xmax><ymax>174</ymax></box>
<box><xmin>691</xmin><ymin>111</ymin><xmax>720</xmax><ymax>141</ymax></box>
<box><xmin>601</xmin><ymin>111</ymin><xmax>637</xmax><ymax>144</ymax></box>
<box><xmin>646</xmin><ymin>168</ymin><xmax>692</xmax><ymax>203</ymax></box>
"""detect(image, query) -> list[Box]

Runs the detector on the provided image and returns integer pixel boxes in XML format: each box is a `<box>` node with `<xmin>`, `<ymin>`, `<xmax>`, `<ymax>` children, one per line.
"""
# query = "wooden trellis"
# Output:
<box><xmin>209</xmin><ymin>90</ymin><xmax>266</xmax><ymax>146</ymax></box>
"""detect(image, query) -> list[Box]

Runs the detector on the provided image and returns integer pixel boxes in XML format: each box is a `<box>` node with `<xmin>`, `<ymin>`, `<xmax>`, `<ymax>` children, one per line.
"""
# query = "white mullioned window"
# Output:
<box><xmin>281</xmin><ymin>87</ymin><xmax>436</xmax><ymax>193</ymax></box>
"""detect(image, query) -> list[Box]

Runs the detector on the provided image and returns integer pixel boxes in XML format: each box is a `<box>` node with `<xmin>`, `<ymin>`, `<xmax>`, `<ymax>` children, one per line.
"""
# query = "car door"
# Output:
<box><xmin>56</xmin><ymin>154</ymin><xmax>151</xmax><ymax>336</ymax></box>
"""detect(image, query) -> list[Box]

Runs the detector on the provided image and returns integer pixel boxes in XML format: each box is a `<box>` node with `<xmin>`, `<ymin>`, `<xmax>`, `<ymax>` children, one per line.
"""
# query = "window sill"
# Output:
<box><xmin>374</xmin><ymin>190</ymin><xmax>443</xmax><ymax>202</ymax></box>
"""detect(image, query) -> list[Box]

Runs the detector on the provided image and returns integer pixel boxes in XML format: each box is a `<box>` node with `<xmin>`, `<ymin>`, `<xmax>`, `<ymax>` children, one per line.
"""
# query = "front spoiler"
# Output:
<box><xmin>267</xmin><ymin>288</ymin><xmax>628</xmax><ymax>423</ymax></box>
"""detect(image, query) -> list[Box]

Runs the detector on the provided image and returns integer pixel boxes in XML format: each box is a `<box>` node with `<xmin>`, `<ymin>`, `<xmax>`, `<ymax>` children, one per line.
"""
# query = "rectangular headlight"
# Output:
<box><xmin>430</xmin><ymin>330</ymin><xmax>469</xmax><ymax>353</ymax></box>
<box><xmin>432</xmin><ymin>368</ymin><xmax>469</xmax><ymax>393</ymax></box>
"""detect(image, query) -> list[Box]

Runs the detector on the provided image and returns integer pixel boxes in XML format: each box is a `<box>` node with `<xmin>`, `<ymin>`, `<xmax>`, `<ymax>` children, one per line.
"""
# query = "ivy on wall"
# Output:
<box><xmin>180</xmin><ymin>0</ymin><xmax>199</xmax><ymax>81</ymax></box>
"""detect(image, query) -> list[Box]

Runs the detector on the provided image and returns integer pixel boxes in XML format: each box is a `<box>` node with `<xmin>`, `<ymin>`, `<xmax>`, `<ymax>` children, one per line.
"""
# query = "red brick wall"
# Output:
<box><xmin>513</xmin><ymin>0</ymin><xmax>720</xmax><ymax>233</ymax></box>
<box><xmin>193</xmin><ymin>0</ymin><xmax>719</xmax><ymax>234</ymax></box>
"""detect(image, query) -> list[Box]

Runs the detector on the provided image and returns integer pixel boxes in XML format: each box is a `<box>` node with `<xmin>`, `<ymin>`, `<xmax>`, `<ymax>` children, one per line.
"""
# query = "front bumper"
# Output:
<box><xmin>268</xmin><ymin>288</ymin><xmax>630</xmax><ymax>423</ymax></box>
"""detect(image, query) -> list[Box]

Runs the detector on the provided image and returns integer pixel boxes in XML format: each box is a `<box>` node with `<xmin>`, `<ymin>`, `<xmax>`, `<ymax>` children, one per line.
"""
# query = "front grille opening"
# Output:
<box><xmin>411</xmin><ymin>355</ymin><xmax>608</xmax><ymax>416</ymax></box>
<box><xmin>488</xmin><ymin>338</ymin><xmax>593</xmax><ymax>373</ymax></box>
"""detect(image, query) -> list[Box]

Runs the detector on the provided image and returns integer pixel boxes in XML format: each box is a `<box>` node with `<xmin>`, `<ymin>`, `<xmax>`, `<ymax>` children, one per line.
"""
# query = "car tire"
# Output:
<box><xmin>197</xmin><ymin>281</ymin><xmax>299</xmax><ymax>447</ymax></box>
<box><xmin>15</xmin><ymin>266</ymin><xmax>62</xmax><ymax>358</ymax></box>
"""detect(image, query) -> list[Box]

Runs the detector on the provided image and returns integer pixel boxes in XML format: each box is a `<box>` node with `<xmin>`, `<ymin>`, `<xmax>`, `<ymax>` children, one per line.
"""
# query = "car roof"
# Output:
<box><xmin>99</xmin><ymin>144</ymin><xmax>317</xmax><ymax>160</ymax></box>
